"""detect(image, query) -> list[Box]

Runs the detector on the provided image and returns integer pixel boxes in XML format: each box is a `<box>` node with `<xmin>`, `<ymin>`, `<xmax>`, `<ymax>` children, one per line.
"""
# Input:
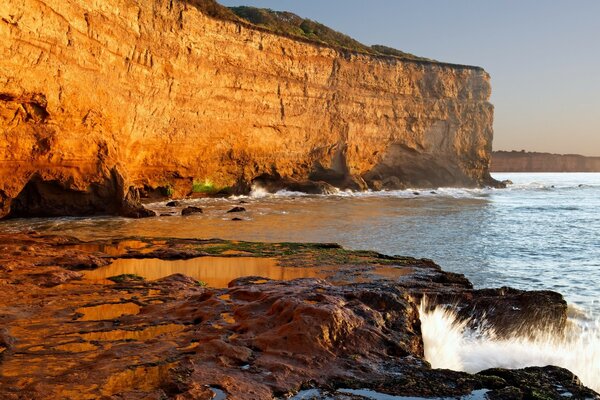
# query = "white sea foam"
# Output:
<box><xmin>420</xmin><ymin>302</ymin><xmax>600</xmax><ymax>392</ymax></box>
<box><xmin>245</xmin><ymin>184</ymin><xmax>494</xmax><ymax>200</ymax></box>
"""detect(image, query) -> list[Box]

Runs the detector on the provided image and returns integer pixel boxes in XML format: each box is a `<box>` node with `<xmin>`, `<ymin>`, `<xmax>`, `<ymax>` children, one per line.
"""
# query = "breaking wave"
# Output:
<box><xmin>419</xmin><ymin>302</ymin><xmax>600</xmax><ymax>392</ymax></box>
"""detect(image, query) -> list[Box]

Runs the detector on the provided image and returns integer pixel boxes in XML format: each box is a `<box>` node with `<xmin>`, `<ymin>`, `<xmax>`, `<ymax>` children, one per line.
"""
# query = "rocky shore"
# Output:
<box><xmin>0</xmin><ymin>233</ymin><xmax>596</xmax><ymax>399</ymax></box>
<box><xmin>1</xmin><ymin>0</ymin><xmax>500</xmax><ymax>219</ymax></box>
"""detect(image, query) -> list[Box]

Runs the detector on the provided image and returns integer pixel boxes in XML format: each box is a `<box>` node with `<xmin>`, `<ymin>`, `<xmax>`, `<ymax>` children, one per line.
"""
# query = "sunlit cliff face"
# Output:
<box><xmin>0</xmin><ymin>0</ymin><xmax>496</xmax><ymax>218</ymax></box>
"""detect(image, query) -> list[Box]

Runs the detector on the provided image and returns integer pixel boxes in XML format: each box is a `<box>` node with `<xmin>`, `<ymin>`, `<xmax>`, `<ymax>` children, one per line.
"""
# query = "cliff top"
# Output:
<box><xmin>186</xmin><ymin>0</ymin><xmax>483</xmax><ymax>70</ymax></box>
<box><xmin>228</xmin><ymin>6</ymin><xmax>430</xmax><ymax>61</ymax></box>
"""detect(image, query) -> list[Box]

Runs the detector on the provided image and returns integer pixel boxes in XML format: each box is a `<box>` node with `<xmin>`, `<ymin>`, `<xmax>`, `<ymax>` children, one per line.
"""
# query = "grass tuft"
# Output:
<box><xmin>192</xmin><ymin>180</ymin><xmax>216</xmax><ymax>194</ymax></box>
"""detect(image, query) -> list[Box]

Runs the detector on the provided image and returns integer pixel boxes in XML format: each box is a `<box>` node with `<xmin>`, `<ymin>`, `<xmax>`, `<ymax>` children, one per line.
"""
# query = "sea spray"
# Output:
<box><xmin>249</xmin><ymin>184</ymin><xmax>270</xmax><ymax>199</ymax></box>
<box><xmin>419</xmin><ymin>302</ymin><xmax>600</xmax><ymax>392</ymax></box>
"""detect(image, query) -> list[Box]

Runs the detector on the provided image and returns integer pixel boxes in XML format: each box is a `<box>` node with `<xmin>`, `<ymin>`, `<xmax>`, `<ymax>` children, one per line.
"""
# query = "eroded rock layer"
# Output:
<box><xmin>0</xmin><ymin>0</ymin><xmax>497</xmax><ymax>217</ymax></box>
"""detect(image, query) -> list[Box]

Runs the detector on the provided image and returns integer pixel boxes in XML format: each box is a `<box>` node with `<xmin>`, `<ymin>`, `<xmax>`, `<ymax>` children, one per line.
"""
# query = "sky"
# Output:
<box><xmin>219</xmin><ymin>0</ymin><xmax>600</xmax><ymax>156</ymax></box>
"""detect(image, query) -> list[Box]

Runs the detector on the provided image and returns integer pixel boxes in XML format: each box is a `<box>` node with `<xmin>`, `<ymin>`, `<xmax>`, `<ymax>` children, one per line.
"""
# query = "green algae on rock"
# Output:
<box><xmin>1</xmin><ymin>0</ymin><xmax>499</xmax><ymax>219</ymax></box>
<box><xmin>0</xmin><ymin>233</ymin><xmax>596</xmax><ymax>398</ymax></box>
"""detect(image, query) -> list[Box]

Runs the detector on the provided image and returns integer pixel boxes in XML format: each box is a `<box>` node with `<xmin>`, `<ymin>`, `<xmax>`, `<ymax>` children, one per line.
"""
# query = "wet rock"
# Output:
<box><xmin>28</xmin><ymin>268</ymin><xmax>83</xmax><ymax>287</ymax></box>
<box><xmin>120</xmin><ymin>248</ymin><xmax>204</xmax><ymax>260</ymax></box>
<box><xmin>0</xmin><ymin>328</ymin><xmax>14</xmax><ymax>349</ymax></box>
<box><xmin>468</xmin><ymin>288</ymin><xmax>567</xmax><ymax>336</ymax></box>
<box><xmin>57</xmin><ymin>253</ymin><xmax>112</xmax><ymax>271</ymax></box>
<box><xmin>181</xmin><ymin>206</ymin><xmax>203</xmax><ymax>216</ymax></box>
<box><xmin>227</xmin><ymin>207</ymin><xmax>246</xmax><ymax>213</ymax></box>
<box><xmin>252</xmin><ymin>174</ymin><xmax>338</xmax><ymax>195</ymax></box>
<box><xmin>166</xmin><ymin>200</ymin><xmax>180</xmax><ymax>207</ymax></box>
<box><xmin>418</xmin><ymin>287</ymin><xmax>568</xmax><ymax>337</ymax></box>
<box><xmin>3</xmin><ymin>168</ymin><xmax>156</xmax><ymax>219</ymax></box>
<box><xmin>479</xmin><ymin>366</ymin><xmax>598</xmax><ymax>399</ymax></box>
<box><xmin>0</xmin><ymin>233</ymin><xmax>595</xmax><ymax>398</ymax></box>
<box><xmin>231</xmin><ymin>217</ymin><xmax>243</xmax><ymax>221</ymax></box>
<box><xmin>120</xmin><ymin>205</ymin><xmax>157</xmax><ymax>218</ymax></box>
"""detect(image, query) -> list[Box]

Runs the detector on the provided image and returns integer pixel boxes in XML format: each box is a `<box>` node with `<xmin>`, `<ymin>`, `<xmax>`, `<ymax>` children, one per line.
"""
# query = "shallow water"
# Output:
<box><xmin>290</xmin><ymin>388</ymin><xmax>490</xmax><ymax>400</ymax></box>
<box><xmin>2</xmin><ymin>172</ymin><xmax>599</xmax><ymax>391</ymax></box>
<box><xmin>420</xmin><ymin>301</ymin><xmax>600</xmax><ymax>392</ymax></box>
<box><xmin>83</xmin><ymin>256</ymin><xmax>321</xmax><ymax>287</ymax></box>
<box><xmin>2</xmin><ymin>173</ymin><xmax>598</xmax><ymax>317</ymax></box>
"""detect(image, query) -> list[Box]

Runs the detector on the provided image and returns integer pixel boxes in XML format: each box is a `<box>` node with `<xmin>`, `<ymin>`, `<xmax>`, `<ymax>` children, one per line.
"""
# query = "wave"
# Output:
<box><xmin>420</xmin><ymin>302</ymin><xmax>600</xmax><ymax>392</ymax></box>
<box><xmin>239</xmin><ymin>183</ymin><xmax>495</xmax><ymax>200</ymax></box>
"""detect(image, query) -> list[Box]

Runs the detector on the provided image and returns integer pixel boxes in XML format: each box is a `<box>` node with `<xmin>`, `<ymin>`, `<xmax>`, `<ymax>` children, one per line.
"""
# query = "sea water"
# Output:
<box><xmin>420</xmin><ymin>301</ymin><xmax>600</xmax><ymax>392</ymax></box>
<box><xmin>1</xmin><ymin>172</ymin><xmax>599</xmax><ymax>389</ymax></box>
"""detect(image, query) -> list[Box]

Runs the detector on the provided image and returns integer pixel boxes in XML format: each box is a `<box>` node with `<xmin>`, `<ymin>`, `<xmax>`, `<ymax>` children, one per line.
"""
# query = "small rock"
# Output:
<box><xmin>121</xmin><ymin>206</ymin><xmax>157</xmax><ymax>218</ymax></box>
<box><xmin>413</xmin><ymin>192</ymin><xmax>420</xmax><ymax>195</ymax></box>
<box><xmin>430</xmin><ymin>191</ymin><xmax>437</xmax><ymax>194</ymax></box>
<box><xmin>239</xmin><ymin>200</ymin><xmax>248</xmax><ymax>204</ymax></box>
<box><xmin>160</xmin><ymin>213</ymin><xmax>175</xmax><ymax>217</ymax></box>
<box><xmin>227</xmin><ymin>206</ymin><xmax>246</xmax><ymax>213</ymax></box>
<box><xmin>29</xmin><ymin>268</ymin><xmax>83</xmax><ymax>287</ymax></box>
<box><xmin>166</xmin><ymin>201</ymin><xmax>180</xmax><ymax>207</ymax></box>
<box><xmin>231</xmin><ymin>217</ymin><xmax>243</xmax><ymax>221</ymax></box>
<box><xmin>0</xmin><ymin>328</ymin><xmax>14</xmax><ymax>352</ymax></box>
<box><xmin>501</xmin><ymin>179</ymin><xmax>513</xmax><ymax>185</ymax></box>
<box><xmin>181</xmin><ymin>206</ymin><xmax>203</xmax><ymax>216</ymax></box>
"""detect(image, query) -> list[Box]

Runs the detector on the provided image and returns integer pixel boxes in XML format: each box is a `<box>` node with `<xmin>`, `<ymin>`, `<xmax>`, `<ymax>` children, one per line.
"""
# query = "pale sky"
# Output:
<box><xmin>219</xmin><ymin>0</ymin><xmax>600</xmax><ymax>156</ymax></box>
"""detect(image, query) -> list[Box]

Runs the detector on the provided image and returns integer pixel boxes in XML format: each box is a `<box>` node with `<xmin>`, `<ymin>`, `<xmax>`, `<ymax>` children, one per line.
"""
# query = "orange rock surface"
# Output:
<box><xmin>0</xmin><ymin>0</ymin><xmax>497</xmax><ymax>217</ymax></box>
<box><xmin>0</xmin><ymin>234</ymin><xmax>593</xmax><ymax>399</ymax></box>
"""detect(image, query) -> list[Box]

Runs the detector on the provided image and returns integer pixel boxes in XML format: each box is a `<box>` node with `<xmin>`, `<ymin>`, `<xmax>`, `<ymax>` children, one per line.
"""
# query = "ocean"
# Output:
<box><xmin>1</xmin><ymin>172</ymin><xmax>599</xmax><ymax>390</ymax></box>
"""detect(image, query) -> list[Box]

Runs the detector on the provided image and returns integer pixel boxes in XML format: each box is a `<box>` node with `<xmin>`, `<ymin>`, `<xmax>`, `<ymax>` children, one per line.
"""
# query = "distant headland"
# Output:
<box><xmin>491</xmin><ymin>150</ymin><xmax>600</xmax><ymax>172</ymax></box>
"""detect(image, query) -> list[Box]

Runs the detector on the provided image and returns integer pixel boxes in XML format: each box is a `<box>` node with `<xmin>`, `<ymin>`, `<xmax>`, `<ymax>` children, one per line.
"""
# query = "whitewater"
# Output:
<box><xmin>420</xmin><ymin>302</ymin><xmax>600</xmax><ymax>392</ymax></box>
<box><xmin>1</xmin><ymin>172</ymin><xmax>598</xmax><ymax>389</ymax></box>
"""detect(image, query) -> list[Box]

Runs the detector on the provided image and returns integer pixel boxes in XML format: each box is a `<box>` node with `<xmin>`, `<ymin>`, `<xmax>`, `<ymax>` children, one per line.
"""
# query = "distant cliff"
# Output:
<box><xmin>0</xmin><ymin>0</ymin><xmax>499</xmax><ymax>218</ymax></box>
<box><xmin>491</xmin><ymin>151</ymin><xmax>600</xmax><ymax>172</ymax></box>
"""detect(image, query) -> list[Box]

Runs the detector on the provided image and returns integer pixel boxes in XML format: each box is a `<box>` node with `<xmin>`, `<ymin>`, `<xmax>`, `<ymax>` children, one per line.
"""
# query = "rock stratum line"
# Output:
<box><xmin>1</xmin><ymin>0</ymin><xmax>498</xmax><ymax>218</ymax></box>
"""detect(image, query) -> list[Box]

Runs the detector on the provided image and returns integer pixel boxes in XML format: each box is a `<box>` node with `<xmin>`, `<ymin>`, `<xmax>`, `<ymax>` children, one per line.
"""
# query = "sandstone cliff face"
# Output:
<box><xmin>0</xmin><ymin>0</ymin><xmax>497</xmax><ymax>217</ymax></box>
<box><xmin>491</xmin><ymin>151</ymin><xmax>600</xmax><ymax>172</ymax></box>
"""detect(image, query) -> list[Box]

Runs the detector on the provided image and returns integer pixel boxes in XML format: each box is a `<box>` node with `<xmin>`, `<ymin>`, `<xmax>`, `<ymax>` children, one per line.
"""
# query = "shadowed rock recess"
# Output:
<box><xmin>1</xmin><ymin>0</ymin><xmax>500</xmax><ymax>218</ymax></box>
<box><xmin>0</xmin><ymin>233</ymin><xmax>597</xmax><ymax>399</ymax></box>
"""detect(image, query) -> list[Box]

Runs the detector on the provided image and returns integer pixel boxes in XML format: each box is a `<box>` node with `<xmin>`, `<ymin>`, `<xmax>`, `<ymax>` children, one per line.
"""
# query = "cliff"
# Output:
<box><xmin>0</xmin><ymin>0</ymin><xmax>498</xmax><ymax>218</ymax></box>
<box><xmin>491</xmin><ymin>151</ymin><xmax>600</xmax><ymax>172</ymax></box>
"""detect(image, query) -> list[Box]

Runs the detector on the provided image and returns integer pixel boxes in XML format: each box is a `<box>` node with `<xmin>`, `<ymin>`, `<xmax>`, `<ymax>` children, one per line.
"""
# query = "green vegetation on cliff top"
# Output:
<box><xmin>186</xmin><ymin>0</ymin><xmax>432</xmax><ymax>61</ymax></box>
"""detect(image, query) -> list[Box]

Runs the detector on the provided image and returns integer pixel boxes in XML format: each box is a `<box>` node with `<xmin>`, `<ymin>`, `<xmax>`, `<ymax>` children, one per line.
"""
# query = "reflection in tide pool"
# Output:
<box><xmin>84</xmin><ymin>257</ymin><xmax>326</xmax><ymax>288</ymax></box>
<box><xmin>0</xmin><ymin>173</ymin><xmax>598</xmax><ymax>391</ymax></box>
<box><xmin>76</xmin><ymin>302</ymin><xmax>140</xmax><ymax>321</ymax></box>
<box><xmin>2</xmin><ymin>173</ymin><xmax>598</xmax><ymax>318</ymax></box>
